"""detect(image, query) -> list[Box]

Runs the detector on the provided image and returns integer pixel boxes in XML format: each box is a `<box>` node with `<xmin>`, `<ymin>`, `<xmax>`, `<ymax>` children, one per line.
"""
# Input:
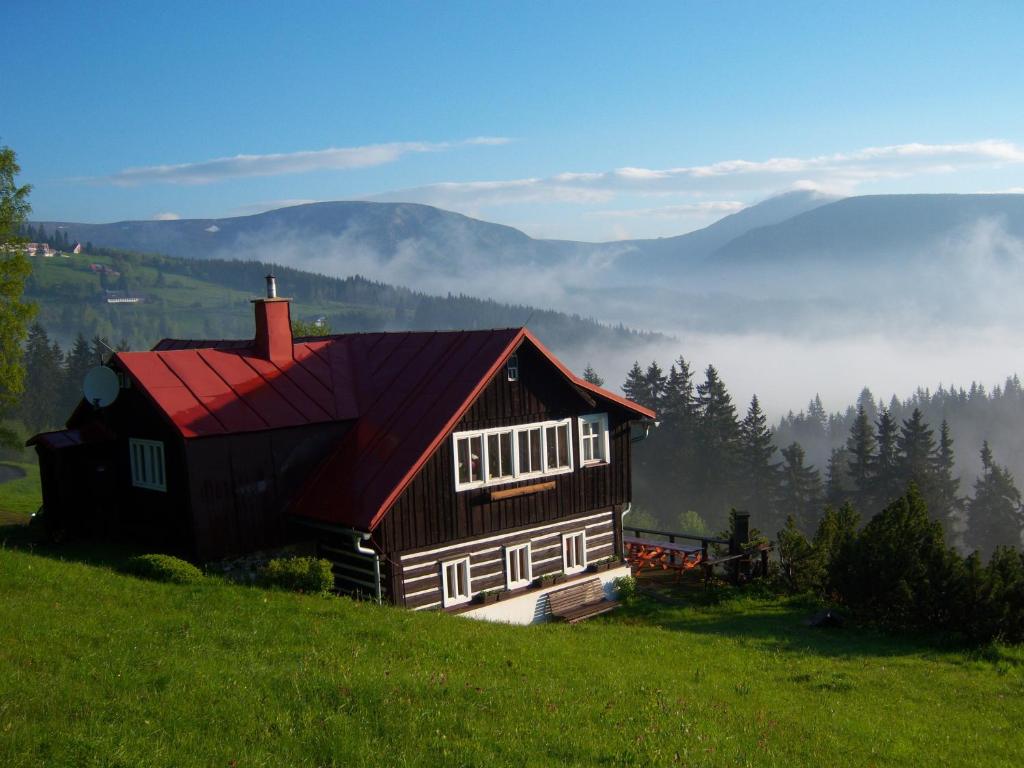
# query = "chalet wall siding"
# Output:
<box><xmin>393</xmin><ymin>509</ymin><xmax>616</xmax><ymax>609</ymax></box>
<box><xmin>378</xmin><ymin>342</ymin><xmax>632</xmax><ymax>554</ymax></box>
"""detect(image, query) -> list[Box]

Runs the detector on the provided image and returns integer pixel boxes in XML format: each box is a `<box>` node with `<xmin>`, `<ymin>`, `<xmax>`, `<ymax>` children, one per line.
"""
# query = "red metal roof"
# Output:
<box><xmin>114</xmin><ymin>327</ymin><xmax>654</xmax><ymax>532</ymax></box>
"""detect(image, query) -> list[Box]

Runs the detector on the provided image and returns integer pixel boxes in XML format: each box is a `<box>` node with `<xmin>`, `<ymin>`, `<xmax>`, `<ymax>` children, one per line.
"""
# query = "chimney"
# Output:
<box><xmin>251</xmin><ymin>274</ymin><xmax>293</xmax><ymax>362</ymax></box>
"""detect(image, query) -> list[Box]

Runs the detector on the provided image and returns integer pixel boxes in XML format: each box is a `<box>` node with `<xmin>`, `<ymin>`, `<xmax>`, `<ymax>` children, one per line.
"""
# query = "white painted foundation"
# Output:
<box><xmin>461</xmin><ymin>565</ymin><xmax>631</xmax><ymax>625</ymax></box>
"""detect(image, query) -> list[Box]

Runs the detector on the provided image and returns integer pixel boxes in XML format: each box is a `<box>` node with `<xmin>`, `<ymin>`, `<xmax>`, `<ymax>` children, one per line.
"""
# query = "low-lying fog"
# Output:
<box><xmin>226</xmin><ymin>215</ymin><xmax>1024</xmax><ymax>418</ymax></box>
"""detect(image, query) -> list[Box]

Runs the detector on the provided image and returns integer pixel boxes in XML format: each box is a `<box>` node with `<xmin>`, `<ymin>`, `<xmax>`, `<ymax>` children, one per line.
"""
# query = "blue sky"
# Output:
<box><xmin>5</xmin><ymin>0</ymin><xmax>1024</xmax><ymax>240</ymax></box>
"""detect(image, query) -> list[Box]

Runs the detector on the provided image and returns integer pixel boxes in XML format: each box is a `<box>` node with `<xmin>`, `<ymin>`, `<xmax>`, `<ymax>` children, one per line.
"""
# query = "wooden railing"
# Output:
<box><xmin>624</xmin><ymin>512</ymin><xmax>771</xmax><ymax>583</ymax></box>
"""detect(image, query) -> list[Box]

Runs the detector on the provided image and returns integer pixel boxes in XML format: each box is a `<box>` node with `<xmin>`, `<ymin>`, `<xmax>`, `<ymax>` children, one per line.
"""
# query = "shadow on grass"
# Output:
<box><xmin>611</xmin><ymin>582</ymin><xmax>980</xmax><ymax>661</ymax></box>
<box><xmin>0</xmin><ymin>522</ymin><xmax>150</xmax><ymax>571</ymax></box>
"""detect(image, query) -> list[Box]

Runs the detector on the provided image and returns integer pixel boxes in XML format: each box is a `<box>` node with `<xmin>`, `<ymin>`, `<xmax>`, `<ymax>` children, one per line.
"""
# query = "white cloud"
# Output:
<box><xmin>375</xmin><ymin>139</ymin><xmax>1024</xmax><ymax>211</ymax></box>
<box><xmin>99</xmin><ymin>137</ymin><xmax>512</xmax><ymax>185</ymax></box>
<box><xmin>588</xmin><ymin>201</ymin><xmax>746</xmax><ymax>220</ymax></box>
<box><xmin>152</xmin><ymin>212</ymin><xmax>181</xmax><ymax>220</ymax></box>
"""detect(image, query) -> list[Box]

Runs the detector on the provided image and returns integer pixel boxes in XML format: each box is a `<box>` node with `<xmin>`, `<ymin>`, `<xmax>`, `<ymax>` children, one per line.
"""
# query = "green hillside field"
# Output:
<box><xmin>0</xmin><ymin>536</ymin><xmax>1021</xmax><ymax>767</ymax></box>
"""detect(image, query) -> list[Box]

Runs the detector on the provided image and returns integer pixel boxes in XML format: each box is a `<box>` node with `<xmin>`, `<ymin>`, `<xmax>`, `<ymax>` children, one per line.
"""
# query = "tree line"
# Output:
<box><xmin>612</xmin><ymin>357</ymin><xmax>1024</xmax><ymax>559</ymax></box>
<box><xmin>15</xmin><ymin>324</ymin><xmax>126</xmax><ymax>436</ymax></box>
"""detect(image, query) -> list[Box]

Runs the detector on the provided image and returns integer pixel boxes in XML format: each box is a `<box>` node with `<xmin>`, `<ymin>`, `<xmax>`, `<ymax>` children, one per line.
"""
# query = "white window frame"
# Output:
<box><xmin>452</xmin><ymin>418</ymin><xmax>574</xmax><ymax>491</ymax></box>
<box><xmin>440</xmin><ymin>556</ymin><xmax>472</xmax><ymax>607</ymax></box>
<box><xmin>562</xmin><ymin>531</ymin><xmax>587</xmax><ymax>574</ymax></box>
<box><xmin>504</xmin><ymin>543</ymin><xmax>533</xmax><ymax>590</ymax></box>
<box><xmin>506</xmin><ymin>353</ymin><xmax>519</xmax><ymax>382</ymax></box>
<box><xmin>129</xmin><ymin>438</ymin><xmax>166</xmax><ymax>492</ymax></box>
<box><xmin>578</xmin><ymin>413</ymin><xmax>611</xmax><ymax>467</ymax></box>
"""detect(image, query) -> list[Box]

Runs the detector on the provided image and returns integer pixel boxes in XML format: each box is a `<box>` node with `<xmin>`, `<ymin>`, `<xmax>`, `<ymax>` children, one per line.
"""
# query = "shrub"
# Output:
<box><xmin>123</xmin><ymin>554</ymin><xmax>204</xmax><ymax>585</ymax></box>
<box><xmin>260</xmin><ymin>557</ymin><xmax>334</xmax><ymax>594</ymax></box>
<box><xmin>613</xmin><ymin>575</ymin><xmax>638</xmax><ymax>605</ymax></box>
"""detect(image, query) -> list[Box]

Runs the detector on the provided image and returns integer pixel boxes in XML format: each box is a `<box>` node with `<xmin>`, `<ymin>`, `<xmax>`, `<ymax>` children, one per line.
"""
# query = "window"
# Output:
<box><xmin>545</xmin><ymin>421</ymin><xmax>572</xmax><ymax>471</ymax></box>
<box><xmin>130</xmin><ymin>438</ymin><xmax>166</xmax><ymax>491</ymax></box>
<box><xmin>456</xmin><ymin>434</ymin><xmax>484</xmax><ymax>487</ymax></box>
<box><xmin>505</xmin><ymin>543</ymin><xmax>532</xmax><ymax>589</ymax></box>
<box><xmin>441</xmin><ymin>557</ymin><xmax>472</xmax><ymax>607</ymax></box>
<box><xmin>487</xmin><ymin>430</ymin><xmax>515</xmax><ymax>481</ymax></box>
<box><xmin>578</xmin><ymin>413</ymin><xmax>610</xmax><ymax>465</ymax></box>
<box><xmin>517</xmin><ymin>425</ymin><xmax>543</xmax><ymax>475</ymax></box>
<box><xmin>507</xmin><ymin>354</ymin><xmax>519</xmax><ymax>382</ymax></box>
<box><xmin>562</xmin><ymin>531</ymin><xmax>587</xmax><ymax>574</ymax></box>
<box><xmin>453</xmin><ymin>419</ymin><xmax>574</xmax><ymax>491</ymax></box>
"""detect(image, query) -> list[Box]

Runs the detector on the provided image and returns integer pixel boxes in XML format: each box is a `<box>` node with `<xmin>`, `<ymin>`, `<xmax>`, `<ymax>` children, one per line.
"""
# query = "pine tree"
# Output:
<box><xmin>20</xmin><ymin>323</ymin><xmax>63</xmax><ymax>432</ymax></box>
<box><xmin>659</xmin><ymin>357</ymin><xmax>694</xmax><ymax>428</ymax></box>
<box><xmin>622</xmin><ymin>361</ymin><xmax>647</xmax><ymax>405</ymax></box>
<box><xmin>61</xmin><ymin>333</ymin><xmax>93</xmax><ymax>416</ymax></box>
<box><xmin>967</xmin><ymin>442</ymin><xmax>1024</xmax><ymax>559</ymax></box>
<box><xmin>642</xmin><ymin>361</ymin><xmax>667</xmax><ymax>410</ymax></box>
<box><xmin>873</xmin><ymin>407</ymin><xmax>902</xmax><ymax>509</ymax></box>
<box><xmin>738</xmin><ymin>394</ymin><xmax>781</xmax><ymax>532</ymax></box>
<box><xmin>846</xmin><ymin>404</ymin><xmax>877</xmax><ymax>513</ymax></box>
<box><xmin>778</xmin><ymin>442</ymin><xmax>824</xmax><ymax>533</ymax></box>
<box><xmin>932</xmin><ymin>420</ymin><xmax>964</xmax><ymax>546</ymax></box>
<box><xmin>693</xmin><ymin>365</ymin><xmax>741</xmax><ymax>524</ymax></box>
<box><xmin>825</xmin><ymin>446</ymin><xmax>852</xmax><ymax>509</ymax></box>
<box><xmin>896</xmin><ymin>408</ymin><xmax>938</xmax><ymax>508</ymax></box>
<box><xmin>581</xmin><ymin>363</ymin><xmax>603</xmax><ymax>387</ymax></box>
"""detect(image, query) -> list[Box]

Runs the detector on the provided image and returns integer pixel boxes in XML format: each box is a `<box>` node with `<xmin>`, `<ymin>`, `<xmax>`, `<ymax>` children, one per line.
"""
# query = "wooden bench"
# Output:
<box><xmin>547</xmin><ymin>577</ymin><xmax>619</xmax><ymax>623</ymax></box>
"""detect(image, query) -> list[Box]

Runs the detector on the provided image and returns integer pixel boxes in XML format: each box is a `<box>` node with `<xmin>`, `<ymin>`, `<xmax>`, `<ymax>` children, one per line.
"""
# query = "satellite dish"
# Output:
<box><xmin>83</xmin><ymin>366</ymin><xmax>120</xmax><ymax>408</ymax></box>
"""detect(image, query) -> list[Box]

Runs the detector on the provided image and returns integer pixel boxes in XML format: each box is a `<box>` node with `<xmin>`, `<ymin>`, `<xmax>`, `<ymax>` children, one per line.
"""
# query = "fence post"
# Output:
<box><xmin>731</xmin><ymin>511</ymin><xmax>750</xmax><ymax>584</ymax></box>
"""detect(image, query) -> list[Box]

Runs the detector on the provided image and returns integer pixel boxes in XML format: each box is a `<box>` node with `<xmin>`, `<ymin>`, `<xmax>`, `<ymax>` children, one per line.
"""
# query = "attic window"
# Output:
<box><xmin>130</xmin><ymin>438</ymin><xmax>166</xmax><ymax>492</ymax></box>
<box><xmin>507</xmin><ymin>354</ymin><xmax>519</xmax><ymax>382</ymax></box>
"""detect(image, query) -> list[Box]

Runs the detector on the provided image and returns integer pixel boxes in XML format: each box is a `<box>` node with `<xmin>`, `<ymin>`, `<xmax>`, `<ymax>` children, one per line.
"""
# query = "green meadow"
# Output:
<box><xmin>1</xmin><ymin>530</ymin><xmax>1021</xmax><ymax>768</ymax></box>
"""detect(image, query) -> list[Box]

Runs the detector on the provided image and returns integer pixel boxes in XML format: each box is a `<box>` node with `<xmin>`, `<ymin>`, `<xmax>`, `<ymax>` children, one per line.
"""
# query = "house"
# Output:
<box><xmin>72</xmin><ymin>242</ymin><xmax>83</xmax><ymax>254</ymax></box>
<box><xmin>29</xmin><ymin>278</ymin><xmax>654</xmax><ymax>621</ymax></box>
<box><xmin>103</xmin><ymin>290</ymin><xmax>143</xmax><ymax>304</ymax></box>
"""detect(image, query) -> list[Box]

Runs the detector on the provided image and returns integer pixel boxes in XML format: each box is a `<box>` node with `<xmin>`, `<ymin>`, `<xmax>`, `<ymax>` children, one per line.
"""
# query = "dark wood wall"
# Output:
<box><xmin>376</xmin><ymin>342</ymin><xmax>633</xmax><ymax>556</ymax></box>
<box><xmin>186</xmin><ymin>422</ymin><xmax>347</xmax><ymax>560</ymax></box>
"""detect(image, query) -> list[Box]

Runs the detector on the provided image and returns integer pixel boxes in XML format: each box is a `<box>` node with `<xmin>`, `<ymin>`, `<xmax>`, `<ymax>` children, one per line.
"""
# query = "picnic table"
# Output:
<box><xmin>624</xmin><ymin>536</ymin><xmax>704</xmax><ymax>579</ymax></box>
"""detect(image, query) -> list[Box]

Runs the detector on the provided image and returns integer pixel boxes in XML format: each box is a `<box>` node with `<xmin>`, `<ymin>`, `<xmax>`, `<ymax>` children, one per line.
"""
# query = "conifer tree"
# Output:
<box><xmin>932</xmin><ymin>420</ymin><xmax>964</xmax><ymax>544</ymax></box>
<box><xmin>622</xmin><ymin>361</ymin><xmax>647</xmax><ymax>406</ymax></box>
<box><xmin>873</xmin><ymin>407</ymin><xmax>902</xmax><ymax>509</ymax></box>
<box><xmin>642</xmin><ymin>361</ymin><xmax>667</xmax><ymax>410</ymax></box>
<box><xmin>20</xmin><ymin>323</ymin><xmax>63</xmax><ymax>432</ymax></box>
<box><xmin>659</xmin><ymin>357</ymin><xmax>694</xmax><ymax>428</ymax></box>
<box><xmin>967</xmin><ymin>442</ymin><xmax>1024</xmax><ymax>559</ymax></box>
<box><xmin>581</xmin><ymin>363</ymin><xmax>603</xmax><ymax>387</ymax></box>
<box><xmin>846</xmin><ymin>404</ymin><xmax>877</xmax><ymax>513</ymax></box>
<box><xmin>693</xmin><ymin>365</ymin><xmax>741</xmax><ymax>524</ymax></box>
<box><xmin>896</xmin><ymin>408</ymin><xmax>938</xmax><ymax>508</ymax></box>
<box><xmin>825</xmin><ymin>446</ymin><xmax>852</xmax><ymax>509</ymax></box>
<box><xmin>738</xmin><ymin>394</ymin><xmax>781</xmax><ymax>531</ymax></box>
<box><xmin>61</xmin><ymin>333</ymin><xmax>93</xmax><ymax>416</ymax></box>
<box><xmin>778</xmin><ymin>442</ymin><xmax>824</xmax><ymax>533</ymax></box>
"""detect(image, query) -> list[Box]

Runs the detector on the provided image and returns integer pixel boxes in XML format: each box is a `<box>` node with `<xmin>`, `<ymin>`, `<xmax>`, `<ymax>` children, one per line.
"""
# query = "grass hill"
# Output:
<box><xmin>0</xmin><ymin>527</ymin><xmax>1022</xmax><ymax>767</ymax></box>
<box><xmin>22</xmin><ymin>247</ymin><xmax>664</xmax><ymax>354</ymax></box>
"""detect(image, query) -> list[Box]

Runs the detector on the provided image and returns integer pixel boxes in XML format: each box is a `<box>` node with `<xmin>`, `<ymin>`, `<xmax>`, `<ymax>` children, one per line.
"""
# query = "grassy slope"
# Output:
<box><xmin>1</xmin><ymin>548</ymin><xmax>1021</xmax><ymax>767</ymax></box>
<box><xmin>0</xmin><ymin>462</ymin><xmax>41</xmax><ymax>524</ymax></box>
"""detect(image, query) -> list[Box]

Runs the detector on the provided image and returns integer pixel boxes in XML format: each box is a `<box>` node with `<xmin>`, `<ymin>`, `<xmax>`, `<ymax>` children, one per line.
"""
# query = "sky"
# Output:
<box><xmin>5</xmin><ymin>1</ymin><xmax>1024</xmax><ymax>241</ymax></box>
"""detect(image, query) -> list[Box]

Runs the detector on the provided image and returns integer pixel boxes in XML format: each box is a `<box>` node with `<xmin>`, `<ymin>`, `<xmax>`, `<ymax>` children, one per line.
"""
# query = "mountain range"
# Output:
<box><xmin>34</xmin><ymin>190</ymin><xmax>1024</xmax><ymax>335</ymax></box>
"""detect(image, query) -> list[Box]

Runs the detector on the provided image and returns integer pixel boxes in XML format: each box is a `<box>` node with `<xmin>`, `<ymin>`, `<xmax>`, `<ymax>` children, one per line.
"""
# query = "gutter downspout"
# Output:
<box><xmin>288</xmin><ymin>517</ymin><xmax>382</xmax><ymax>604</ymax></box>
<box><xmin>619</xmin><ymin>502</ymin><xmax>632</xmax><ymax>560</ymax></box>
<box><xmin>352</xmin><ymin>531</ymin><xmax>383</xmax><ymax>605</ymax></box>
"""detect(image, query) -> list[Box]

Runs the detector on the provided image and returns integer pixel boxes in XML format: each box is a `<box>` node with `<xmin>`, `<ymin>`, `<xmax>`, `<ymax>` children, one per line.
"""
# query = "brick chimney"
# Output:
<box><xmin>252</xmin><ymin>274</ymin><xmax>293</xmax><ymax>362</ymax></box>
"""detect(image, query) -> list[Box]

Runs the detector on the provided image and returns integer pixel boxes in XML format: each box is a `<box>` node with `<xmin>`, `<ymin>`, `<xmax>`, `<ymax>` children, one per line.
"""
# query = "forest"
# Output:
<box><xmin>19</xmin><ymin>225</ymin><xmax>663</xmax><ymax>354</ymax></box>
<box><xmin>612</xmin><ymin>357</ymin><xmax>1024</xmax><ymax>561</ymax></box>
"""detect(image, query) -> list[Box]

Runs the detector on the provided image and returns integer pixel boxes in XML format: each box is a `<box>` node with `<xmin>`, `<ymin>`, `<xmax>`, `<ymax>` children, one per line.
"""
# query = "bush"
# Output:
<box><xmin>123</xmin><ymin>554</ymin><xmax>204</xmax><ymax>585</ymax></box>
<box><xmin>613</xmin><ymin>575</ymin><xmax>638</xmax><ymax>605</ymax></box>
<box><xmin>260</xmin><ymin>557</ymin><xmax>334</xmax><ymax>594</ymax></box>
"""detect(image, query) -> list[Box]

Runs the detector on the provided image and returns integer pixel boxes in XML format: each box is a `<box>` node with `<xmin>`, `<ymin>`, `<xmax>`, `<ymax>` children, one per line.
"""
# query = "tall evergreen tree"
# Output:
<box><xmin>622</xmin><ymin>361</ymin><xmax>647</xmax><ymax>406</ymax></box>
<box><xmin>846</xmin><ymin>405</ymin><xmax>877</xmax><ymax>513</ymax></box>
<box><xmin>693</xmin><ymin>365</ymin><xmax>741</xmax><ymax>524</ymax></box>
<box><xmin>932</xmin><ymin>420</ymin><xmax>964</xmax><ymax>545</ymax></box>
<box><xmin>873</xmin><ymin>407</ymin><xmax>902</xmax><ymax>509</ymax></box>
<box><xmin>20</xmin><ymin>323</ymin><xmax>63</xmax><ymax>432</ymax></box>
<box><xmin>581</xmin><ymin>363</ymin><xmax>603</xmax><ymax>387</ymax></box>
<box><xmin>896</xmin><ymin>408</ymin><xmax>938</xmax><ymax>508</ymax></box>
<box><xmin>642</xmin><ymin>361</ymin><xmax>667</xmax><ymax>410</ymax></box>
<box><xmin>738</xmin><ymin>394</ymin><xmax>781</xmax><ymax>531</ymax></box>
<box><xmin>61</xmin><ymin>332</ymin><xmax>93</xmax><ymax>416</ymax></box>
<box><xmin>779</xmin><ymin>442</ymin><xmax>824</xmax><ymax>533</ymax></box>
<box><xmin>967</xmin><ymin>442</ymin><xmax>1024</xmax><ymax>559</ymax></box>
<box><xmin>825</xmin><ymin>446</ymin><xmax>852</xmax><ymax>509</ymax></box>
